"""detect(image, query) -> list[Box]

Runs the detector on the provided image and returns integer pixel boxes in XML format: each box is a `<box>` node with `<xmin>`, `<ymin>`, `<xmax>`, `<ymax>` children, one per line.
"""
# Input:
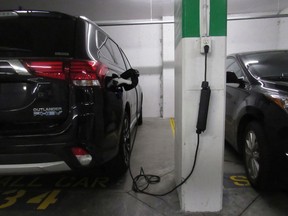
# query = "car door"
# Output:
<box><xmin>120</xmin><ymin>49</ymin><xmax>139</xmax><ymax>126</ymax></box>
<box><xmin>225</xmin><ymin>57</ymin><xmax>250</xmax><ymax>148</ymax></box>
<box><xmin>96</xmin><ymin>29</ymin><xmax>137</xmax><ymax>127</ymax></box>
<box><xmin>105</xmin><ymin>38</ymin><xmax>138</xmax><ymax>125</ymax></box>
<box><xmin>95</xmin><ymin>31</ymin><xmax>125</xmax><ymax>143</ymax></box>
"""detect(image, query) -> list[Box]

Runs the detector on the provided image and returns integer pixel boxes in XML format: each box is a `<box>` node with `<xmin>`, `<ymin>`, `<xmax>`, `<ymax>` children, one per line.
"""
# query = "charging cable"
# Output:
<box><xmin>128</xmin><ymin>45</ymin><xmax>210</xmax><ymax>197</ymax></box>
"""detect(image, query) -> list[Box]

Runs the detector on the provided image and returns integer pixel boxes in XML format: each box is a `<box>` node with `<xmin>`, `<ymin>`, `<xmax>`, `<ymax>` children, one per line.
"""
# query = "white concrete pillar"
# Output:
<box><xmin>174</xmin><ymin>0</ymin><xmax>227</xmax><ymax>212</ymax></box>
<box><xmin>278</xmin><ymin>8</ymin><xmax>288</xmax><ymax>49</ymax></box>
<box><xmin>162</xmin><ymin>16</ymin><xmax>175</xmax><ymax>118</ymax></box>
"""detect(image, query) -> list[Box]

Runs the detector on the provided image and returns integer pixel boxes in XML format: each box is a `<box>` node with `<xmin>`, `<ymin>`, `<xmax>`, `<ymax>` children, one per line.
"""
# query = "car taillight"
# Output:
<box><xmin>24</xmin><ymin>61</ymin><xmax>65</xmax><ymax>80</ymax></box>
<box><xmin>23</xmin><ymin>60</ymin><xmax>108</xmax><ymax>87</ymax></box>
<box><xmin>69</xmin><ymin>60</ymin><xmax>107</xmax><ymax>87</ymax></box>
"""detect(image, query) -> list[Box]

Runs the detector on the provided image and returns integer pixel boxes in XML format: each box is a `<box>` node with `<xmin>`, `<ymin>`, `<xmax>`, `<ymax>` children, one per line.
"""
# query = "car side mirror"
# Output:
<box><xmin>226</xmin><ymin>71</ymin><xmax>240</xmax><ymax>83</ymax></box>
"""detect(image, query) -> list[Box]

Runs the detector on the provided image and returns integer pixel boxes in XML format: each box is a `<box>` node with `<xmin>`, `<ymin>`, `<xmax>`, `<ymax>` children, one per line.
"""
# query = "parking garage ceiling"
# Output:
<box><xmin>0</xmin><ymin>0</ymin><xmax>288</xmax><ymax>21</ymax></box>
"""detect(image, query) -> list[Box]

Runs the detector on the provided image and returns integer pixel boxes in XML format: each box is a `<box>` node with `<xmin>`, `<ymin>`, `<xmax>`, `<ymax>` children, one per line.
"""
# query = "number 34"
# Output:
<box><xmin>0</xmin><ymin>189</ymin><xmax>61</xmax><ymax>210</ymax></box>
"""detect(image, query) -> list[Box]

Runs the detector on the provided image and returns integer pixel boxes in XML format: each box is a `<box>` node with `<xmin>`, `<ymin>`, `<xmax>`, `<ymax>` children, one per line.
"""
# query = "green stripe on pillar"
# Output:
<box><xmin>182</xmin><ymin>0</ymin><xmax>227</xmax><ymax>38</ymax></box>
<box><xmin>182</xmin><ymin>0</ymin><xmax>200</xmax><ymax>38</ymax></box>
<box><xmin>210</xmin><ymin>0</ymin><xmax>227</xmax><ymax>36</ymax></box>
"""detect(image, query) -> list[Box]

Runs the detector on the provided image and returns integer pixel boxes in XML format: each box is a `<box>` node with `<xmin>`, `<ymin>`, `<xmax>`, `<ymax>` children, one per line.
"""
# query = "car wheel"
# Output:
<box><xmin>104</xmin><ymin>112</ymin><xmax>130</xmax><ymax>177</ymax></box>
<box><xmin>121</xmin><ymin>112</ymin><xmax>131</xmax><ymax>167</ymax></box>
<box><xmin>243</xmin><ymin>121</ymin><xmax>274</xmax><ymax>190</ymax></box>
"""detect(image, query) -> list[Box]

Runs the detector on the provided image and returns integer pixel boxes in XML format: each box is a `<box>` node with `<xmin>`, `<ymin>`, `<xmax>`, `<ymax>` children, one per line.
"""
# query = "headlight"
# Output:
<box><xmin>266</xmin><ymin>94</ymin><xmax>288</xmax><ymax>111</ymax></box>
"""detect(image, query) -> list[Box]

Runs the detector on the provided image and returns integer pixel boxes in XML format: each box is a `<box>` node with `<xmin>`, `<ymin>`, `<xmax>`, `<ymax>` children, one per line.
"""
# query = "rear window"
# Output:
<box><xmin>0</xmin><ymin>15</ymin><xmax>75</xmax><ymax>58</ymax></box>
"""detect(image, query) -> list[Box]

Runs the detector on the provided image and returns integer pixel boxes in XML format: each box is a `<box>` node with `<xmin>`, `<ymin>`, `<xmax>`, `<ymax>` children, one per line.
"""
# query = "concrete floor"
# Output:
<box><xmin>0</xmin><ymin>118</ymin><xmax>288</xmax><ymax>215</ymax></box>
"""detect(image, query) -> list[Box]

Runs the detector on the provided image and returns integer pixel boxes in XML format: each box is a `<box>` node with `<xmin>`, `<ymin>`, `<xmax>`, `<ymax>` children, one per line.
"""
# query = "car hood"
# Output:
<box><xmin>260</xmin><ymin>79</ymin><xmax>288</xmax><ymax>94</ymax></box>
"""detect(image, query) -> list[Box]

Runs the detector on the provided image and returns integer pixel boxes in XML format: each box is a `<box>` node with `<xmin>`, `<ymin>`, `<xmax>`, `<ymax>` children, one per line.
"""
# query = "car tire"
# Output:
<box><xmin>243</xmin><ymin>121</ymin><xmax>274</xmax><ymax>190</ymax></box>
<box><xmin>138</xmin><ymin>94</ymin><xmax>143</xmax><ymax>125</ymax></box>
<box><xmin>120</xmin><ymin>112</ymin><xmax>131</xmax><ymax>169</ymax></box>
<box><xmin>104</xmin><ymin>112</ymin><xmax>130</xmax><ymax>177</ymax></box>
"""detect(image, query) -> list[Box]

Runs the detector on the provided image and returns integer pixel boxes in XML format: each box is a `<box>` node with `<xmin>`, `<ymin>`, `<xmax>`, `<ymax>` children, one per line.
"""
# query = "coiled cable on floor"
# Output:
<box><xmin>127</xmin><ymin>91</ymin><xmax>201</xmax><ymax>196</ymax></box>
<box><xmin>129</xmin><ymin>133</ymin><xmax>200</xmax><ymax>197</ymax></box>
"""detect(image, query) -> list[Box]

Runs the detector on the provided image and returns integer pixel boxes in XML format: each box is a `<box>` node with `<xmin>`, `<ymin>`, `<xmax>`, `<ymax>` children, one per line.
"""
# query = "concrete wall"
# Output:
<box><xmin>278</xmin><ymin>8</ymin><xmax>288</xmax><ymax>48</ymax></box>
<box><xmin>227</xmin><ymin>13</ymin><xmax>288</xmax><ymax>54</ymax></box>
<box><xmin>227</xmin><ymin>18</ymin><xmax>279</xmax><ymax>54</ymax></box>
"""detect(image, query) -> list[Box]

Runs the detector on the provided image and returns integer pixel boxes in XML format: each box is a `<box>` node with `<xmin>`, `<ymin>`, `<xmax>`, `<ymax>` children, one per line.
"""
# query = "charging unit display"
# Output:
<box><xmin>128</xmin><ymin>0</ymin><xmax>212</xmax><ymax>197</ymax></box>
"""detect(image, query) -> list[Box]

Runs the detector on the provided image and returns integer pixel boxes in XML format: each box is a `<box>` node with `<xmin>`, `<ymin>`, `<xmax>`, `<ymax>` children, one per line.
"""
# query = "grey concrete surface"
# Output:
<box><xmin>0</xmin><ymin>118</ymin><xmax>287</xmax><ymax>216</ymax></box>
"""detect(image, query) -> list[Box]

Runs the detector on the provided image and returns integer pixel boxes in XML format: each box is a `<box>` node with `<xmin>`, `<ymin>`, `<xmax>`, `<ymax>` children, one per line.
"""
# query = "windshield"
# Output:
<box><xmin>0</xmin><ymin>15</ymin><xmax>75</xmax><ymax>58</ymax></box>
<box><xmin>241</xmin><ymin>51</ymin><xmax>288</xmax><ymax>80</ymax></box>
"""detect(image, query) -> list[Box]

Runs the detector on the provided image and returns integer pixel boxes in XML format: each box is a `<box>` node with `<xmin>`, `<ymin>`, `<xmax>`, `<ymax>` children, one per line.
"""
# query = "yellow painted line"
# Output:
<box><xmin>170</xmin><ymin>118</ymin><xmax>175</xmax><ymax>137</ymax></box>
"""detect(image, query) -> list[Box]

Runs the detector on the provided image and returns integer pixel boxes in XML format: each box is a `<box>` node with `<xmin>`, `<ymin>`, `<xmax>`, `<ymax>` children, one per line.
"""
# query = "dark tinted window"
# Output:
<box><xmin>100</xmin><ymin>44</ymin><xmax>114</xmax><ymax>63</ymax></box>
<box><xmin>121</xmin><ymin>49</ymin><xmax>131</xmax><ymax>69</ymax></box>
<box><xmin>241</xmin><ymin>51</ymin><xmax>288</xmax><ymax>79</ymax></box>
<box><xmin>226</xmin><ymin>57</ymin><xmax>245</xmax><ymax>79</ymax></box>
<box><xmin>96</xmin><ymin>30</ymin><xmax>107</xmax><ymax>49</ymax></box>
<box><xmin>0</xmin><ymin>16</ymin><xmax>75</xmax><ymax>57</ymax></box>
<box><xmin>98</xmin><ymin>37</ymin><xmax>125</xmax><ymax>69</ymax></box>
<box><xmin>97</xmin><ymin>31</ymin><xmax>115</xmax><ymax>64</ymax></box>
<box><xmin>109</xmin><ymin>40</ymin><xmax>126</xmax><ymax>69</ymax></box>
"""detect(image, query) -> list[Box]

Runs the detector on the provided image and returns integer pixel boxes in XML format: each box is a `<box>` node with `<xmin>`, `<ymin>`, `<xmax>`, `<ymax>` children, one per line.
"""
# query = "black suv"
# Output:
<box><xmin>226</xmin><ymin>50</ymin><xmax>288</xmax><ymax>189</ymax></box>
<box><xmin>0</xmin><ymin>10</ymin><xmax>142</xmax><ymax>175</ymax></box>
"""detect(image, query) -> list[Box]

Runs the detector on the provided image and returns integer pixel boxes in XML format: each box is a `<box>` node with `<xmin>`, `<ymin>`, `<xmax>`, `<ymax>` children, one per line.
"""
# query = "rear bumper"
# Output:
<box><xmin>0</xmin><ymin>138</ymin><xmax>114</xmax><ymax>174</ymax></box>
<box><xmin>0</xmin><ymin>114</ymin><xmax>116</xmax><ymax>174</ymax></box>
<box><xmin>0</xmin><ymin>161</ymin><xmax>71</xmax><ymax>175</ymax></box>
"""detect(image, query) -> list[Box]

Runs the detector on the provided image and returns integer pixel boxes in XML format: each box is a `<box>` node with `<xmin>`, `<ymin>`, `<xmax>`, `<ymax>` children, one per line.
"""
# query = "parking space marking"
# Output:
<box><xmin>0</xmin><ymin>189</ymin><xmax>63</xmax><ymax>210</ymax></box>
<box><xmin>0</xmin><ymin>173</ymin><xmax>250</xmax><ymax>211</ymax></box>
<box><xmin>0</xmin><ymin>174</ymin><xmax>112</xmax><ymax>211</ymax></box>
<box><xmin>224</xmin><ymin>173</ymin><xmax>251</xmax><ymax>188</ymax></box>
<box><xmin>0</xmin><ymin>175</ymin><xmax>110</xmax><ymax>189</ymax></box>
<box><xmin>170</xmin><ymin>118</ymin><xmax>175</xmax><ymax>136</ymax></box>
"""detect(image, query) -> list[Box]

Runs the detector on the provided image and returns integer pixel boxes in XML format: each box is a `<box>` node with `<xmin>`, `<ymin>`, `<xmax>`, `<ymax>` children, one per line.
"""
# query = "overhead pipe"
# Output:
<box><xmin>96</xmin><ymin>13</ymin><xmax>288</xmax><ymax>27</ymax></box>
<box><xmin>228</xmin><ymin>13</ymin><xmax>288</xmax><ymax>21</ymax></box>
<box><xmin>97</xmin><ymin>19</ymin><xmax>174</xmax><ymax>26</ymax></box>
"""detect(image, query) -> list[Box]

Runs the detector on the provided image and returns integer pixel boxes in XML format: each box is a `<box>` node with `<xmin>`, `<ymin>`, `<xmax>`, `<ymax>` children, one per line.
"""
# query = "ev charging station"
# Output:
<box><xmin>174</xmin><ymin>0</ymin><xmax>227</xmax><ymax>212</ymax></box>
